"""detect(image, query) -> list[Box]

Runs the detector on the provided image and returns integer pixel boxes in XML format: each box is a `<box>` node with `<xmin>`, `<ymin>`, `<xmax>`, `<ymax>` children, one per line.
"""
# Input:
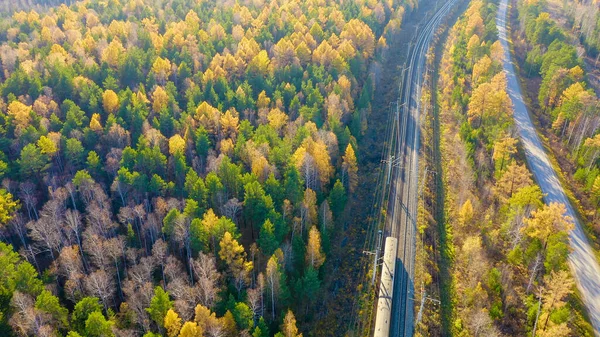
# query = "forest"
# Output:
<box><xmin>0</xmin><ymin>0</ymin><xmax>413</xmax><ymax>336</ymax></box>
<box><xmin>417</xmin><ymin>0</ymin><xmax>594</xmax><ymax>335</ymax></box>
<box><xmin>562</xmin><ymin>0</ymin><xmax>600</xmax><ymax>61</ymax></box>
<box><xmin>510</xmin><ymin>0</ymin><xmax>600</xmax><ymax>248</ymax></box>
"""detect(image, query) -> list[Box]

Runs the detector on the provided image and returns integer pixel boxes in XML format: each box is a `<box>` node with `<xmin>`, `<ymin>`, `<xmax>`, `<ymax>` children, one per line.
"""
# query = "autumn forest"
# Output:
<box><xmin>0</xmin><ymin>0</ymin><xmax>406</xmax><ymax>335</ymax></box>
<box><xmin>2</xmin><ymin>0</ymin><xmax>600</xmax><ymax>336</ymax></box>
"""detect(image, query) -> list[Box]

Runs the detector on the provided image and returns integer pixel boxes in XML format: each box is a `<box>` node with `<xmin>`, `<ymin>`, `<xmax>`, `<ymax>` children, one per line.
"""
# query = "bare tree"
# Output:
<box><xmin>132</xmin><ymin>204</ymin><xmax>148</xmax><ymax>251</ymax></box>
<box><xmin>145</xmin><ymin>212</ymin><xmax>164</xmax><ymax>245</ymax></box>
<box><xmin>527</xmin><ymin>253</ymin><xmax>543</xmax><ymax>294</ymax></box>
<box><xmin>319</xmin><ymin>201</ymin><xmax>333</xmax><ymax>234</ymax></box>
<box><xmin>19</xmin><ymin>182</ymin><xmax>38</xmax><ymax>220</ymax></box>
<box><xmin>10</xmin><ymin>213</ymin><xmax>39</xmax><ymax>270</ymax></box>
<box><xmin>247</xmin><ymin>287</ymin><xmax>261</xmax><ymax>325</ymax></box>
<box><xmin>206</xmin><ymin>321</ymin><xmax>226</xmax><ymax>337</ymax></box>
<box><xmin>152</xmin><ymin>239</ymin><xmax>168</xmax><ymax>285</ymax></box>
<box><xmin>220</xmin><ymin>198</ymin><xmax>242</xmax><ymax>224</ymax></box>
<box><xmin>105</xmin><ymin>236</ymin><xmax>126</xmax><ymax>300</ymax></box>
<box><xmin>301</xmin><ymin>153</ymin><xmax>318</xmax><ymax>191</ymax></box>
<box><xmin>127</xmin><ymin>256</ymin><xmax>156</xmax><ymax>288</ymax></box>
<box><xmin>249</xmin><ymin>243</ymin><xmax>258</xmax><ymax>286</ymax></box>
<box><xmin>85</xmin><ymin>269</ymin><xmax>115</xmax><ymax>311</ymax></box>
<box><xmin>167</xmin><ymin>277</ymin><xmax>196</xmax><ymax>321</ymax></box>
<box><xmin>64</xmin><ymin>182</ymin><xmax>78</xmax><ymax>211</ymax></box>
<box><xmin>164</xmin><ymin>255</ymin><xmax>185</xmax><ymax>283</ymax></box>
<box><xmin>74</xmin><ymin>176</ymin><xmax>96</xmax><ymax>206</ymax></box>
<box><xmin>27</xmin><ymin>188</ymin><xmax>70</xmax><ymax>259</ymax></box>
<box><xmin>173</xmin><ymin>214</ymin><xmax>193</xmax><ymax>282</ymax></box>
<box><xmin>105</xmin><ymin>148</ymin><xmax>123</xmax><ymax>177</ymax></box>
<box><xmin>58</xmin><ymin>245</ymin><xmax>85</xmax><ymax>303</ymax></box>
<box><xmin>192</xmin><ymin>253</ymin><xmax>220</xmax><ymax>308</ymax></box>
<box><xmin>9</xmin><ymin>291</ymin><xmax>41</xmax><ymax>336</ymax></box>
<box><xmin>63</xmin><ymin>209</ymin><xmax>87</xmax><ymax>271</ymax></box>
<box><xmin>86</xmin><ymin>202</ymin><xmax>116</xmax><ymax>238</ymax></box>
<box><xmin>83</xmin><ymin>230</ymin><xmax>110</xmax><ymax>270</ymax></box>
<box><xmin>27</xmin><ymin>218</ymin><xmax>62</xmax><ymax>260</ymax></box>
<box><xmin>469</xmin><ymin>308</ymin><xmax>501</xmax><ymax>337</ymax></box>
<box><xmin>265</xmin><ymin>257</ymin><xmax>281</xmax><ymax>320</ymax></box>
<box><xmin>122</xmin><ymin>280</ymin><xmax>153</xmax><ymax>332</ymax></box>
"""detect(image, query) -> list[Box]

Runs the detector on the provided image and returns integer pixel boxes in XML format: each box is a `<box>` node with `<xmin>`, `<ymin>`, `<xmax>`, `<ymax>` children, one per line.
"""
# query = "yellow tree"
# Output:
<box><xmin>251</xmin><ymin>156</ymin><xmax>270</xmax><ymax>183</ymax></box>
<box><xmin>152</xmin><ymin>57</ymin><xmax>172</xmax><ymax>85</ymax></box>
<box><xmin>256</xmin><ymin>91</ymin><xmax>271</xmax><ymax>110</ymax></box>
<box><xmin>467</xmin><ymin>73</ymin><xmax>511</xmax><ymax>128</ymax></box>
<box><xmin>219</xmin><ymin>232</ymin><xmax>253</xmax><ymax>292</ymax></box>
<box><xmin>304</xmin><ymin>138</ymin><xmax>333</xmax><ymax>188</ymax></box>
<box><xmin>537</xmin><ymin>323</ymin><xmax>570</xmax><ymax>337</ymax></box>
<box><xmin>102</xmin><ymin>90</ymin><xmax>119</xmax><ymax>114</ymax></box>
<box><xmin>8</xmin><ymin>100</ymin><xmax>32</xmax><ymax>132</ymax></box>
<box><xmin>178</xmin><ymin>321</ymin><xmax>200</xmax><ymax>337</ymax></box>
<box><xmin>282</xmin><ymin>309</ymin><xmax>302</xmax><ymax>337</ymax></box>
<box><xmin>221</xmin><ymin>311</ymin><xmax>238</xmax><ymax>336</ymax></box>
<box><xmin>102</xmin><ymin>38</ymin><xmax>125</xmax><ymax>68</ymax></box>
<box><xmin>273</xmin><ymin>38</ymin><xmax>299</xmax><ymax>68</ymax></box>
<box><xmin>592</xmin><ymin>176</ymin><xmax>600</xmax><ymax>199</ymax></box>
<box><xmin>169</xmin><ymin>135</ymin><xmax>186</xmax><ymax>155</ymax></box>
<box><xmin>466</xmin><ymin>8</ymin><xmax>484</xmax><ymax>36</ymax></box>
<box><xmin>296</xmin><ymin>41</ymin><xmax>312</xmax><ymax>65</ymax></box>
<box><xmin>467</xmin><ymin>81</ymin><xmax>493</xmax><ymax>126</ymax></box>
<box><xmin>490</xmin><ymin>40</ymin><xmax>503</xmax><ymax>61</ymax></box>
<box><xmin>537</xmin><ymin>270</ymin><xmax>574</xmax><ymax>336</ymax></box>
<box><xmin>301</xmin><ymin>189</ymin><xmax>318</xmax><ymax>232</ymax></box>
<box><xmin>0</xmin><ymin>189</ymin><xmax>19</xmax><ymax>227</ymax></box>
<box><xmin>164</xmin><ymin>309</ymin><xmax>182</xmax><ymax>337</ymax></box>
<box><xmin>236</xmin><ymin>37</ymin><xmax>260</xmax><ymax>62</ymax></box>
<box><xmin>37</xmin><ymin>135</ymin><xmax>58</xmax><ymax>157</ymax></box>
<box><xmin>152</xmin><ymin>86</ymin><xmax>169</xmax><ymax>112</ymax></box>
<box><xmin>90</xmin><ymin>113</ymin><xmax>103</xmax><ymax>132</ymax></box>
<box><xmin>248</xmin><ymin>50</ymin><xmax>271</xmax><ymax>77</ymax></box>
<box><xmin>201</xmin><ymin>209</ymin><xmax>219</xmax><ymax>248</ymax></box>
<box><xmin>492</xmin><ymin>136</ymin><xmax>517</xmax><ymax>171</ymax></box>
<box><xmin>458</xmin><ymin>199</ymin><xmax>474</xmax><ymax>227</ymax></box>
<box><xmin>495</xmin><ymin>162</ymin><xmax>533</xmax><ymax>200</ymax></box>
<box><xmin>560</xmin><ymin>82</ymin><xmax>586</xmax><ymax>106</ymax></box>
<box><xmin>220</xmin><ymin>109</ymin><xmax>239</xmax><ymax>141</ymax></box>
<box><xmin>522</xmin><ymin>203</ymin><xmax>574</xmax><ymax>248</ymax></box>
<box><xmin>265</xmin><ymin>255</ymin><xmax>281</xmax><ymax>320</ymax></box>
<box><xmin>472</xmin><ymin>55</ymin><xmax>492</xmax><ymax>86</ymax></box>
<box><xmin>306</xmin><ymin>226</ymin><xmax>325</xmax><ymax>269</ymax></box>
<box><xmin>466</xmin><ymin>34</ymin><xmax>480</xmax><ymax>62</ymax></box>
<box><xmin>194</xmin><ymin>304</ymin><xmax>219</xmax><ymax>333</ymax></box>
<box><xmin>313</xmin><ymin>40</ymin><xmax>340</xmax><ymax>69</ymax></box>
<box><xmin>342</xmin><ymin>144</ymin><xmax>358</xmax><ymax>193</ymax></box>
<box><xmin>267</xmin><ymin>108</ymin><xmax>288</xmax><ymax>134</ymax></box>
<box><xmin>340</xmin><ymin>19</ymin><xmax>375</xmax><ymax>58</ymax></box>
<box><xmin>220</xmin><ymin>138</ymin><xmax>234</xmax><ymax>157</ymax></box>
<box><xmin>195</xmin><ymin>102</ymin><xmax>220</xmax><ymax>135</ymax></box>
<box><xmin>209</xmin><ymin>23</ymin><xmax>226</xmax><ymax>41</ymax></box>
<box><xmin>184</xmin><ymin>10</ymin><xmax>200</xmax><ymax>35</ymax></box>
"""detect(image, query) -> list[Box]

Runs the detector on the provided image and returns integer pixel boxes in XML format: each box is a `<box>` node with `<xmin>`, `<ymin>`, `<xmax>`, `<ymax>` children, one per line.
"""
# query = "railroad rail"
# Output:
<box><xmin>373</xmin><ymin>1</ymin><xmax>459</xmax><ymax>336</ymax></box>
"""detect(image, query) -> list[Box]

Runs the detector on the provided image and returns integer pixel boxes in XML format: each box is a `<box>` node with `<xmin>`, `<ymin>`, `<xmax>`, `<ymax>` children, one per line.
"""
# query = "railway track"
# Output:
<box><xmin>374</xmin><ymin>1</ymin><xmax>459</xmax><ymax>336</ymax></box>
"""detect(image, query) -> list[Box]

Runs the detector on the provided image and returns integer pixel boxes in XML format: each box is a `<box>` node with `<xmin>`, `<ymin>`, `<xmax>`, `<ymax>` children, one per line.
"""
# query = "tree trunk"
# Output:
<box><xmin>115</xmin><ymin>260</ymin><xmax>123</xmax><ymax>300</ymax></box>
<box><xmin>531</xmin><ymin>291</ymin><xmax>542</xmax><ymax>337</ymax></box>
<box><xmin>527</xmin><ymin>253</ymin><xmax>542</xmax><ymax>293</ymax></box>
<box><xmin>270</xmin><ymin>276</ymin><xmax>275</xmax><ymax>321</ymax></box>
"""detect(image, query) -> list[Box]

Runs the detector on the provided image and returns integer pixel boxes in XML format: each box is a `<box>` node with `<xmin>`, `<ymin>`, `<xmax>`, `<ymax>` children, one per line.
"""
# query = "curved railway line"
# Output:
<box><xmin>373</xmin><ymin>1</ymin><xmax>459</xmax><ymax>336</ymax></box>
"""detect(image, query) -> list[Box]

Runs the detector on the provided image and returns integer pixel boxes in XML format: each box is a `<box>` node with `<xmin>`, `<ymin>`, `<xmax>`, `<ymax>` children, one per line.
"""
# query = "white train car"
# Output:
<box><xmin>373</xmin><ymin>237</ymin><xmax>398</xmax><ymax>337</ymax></box>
